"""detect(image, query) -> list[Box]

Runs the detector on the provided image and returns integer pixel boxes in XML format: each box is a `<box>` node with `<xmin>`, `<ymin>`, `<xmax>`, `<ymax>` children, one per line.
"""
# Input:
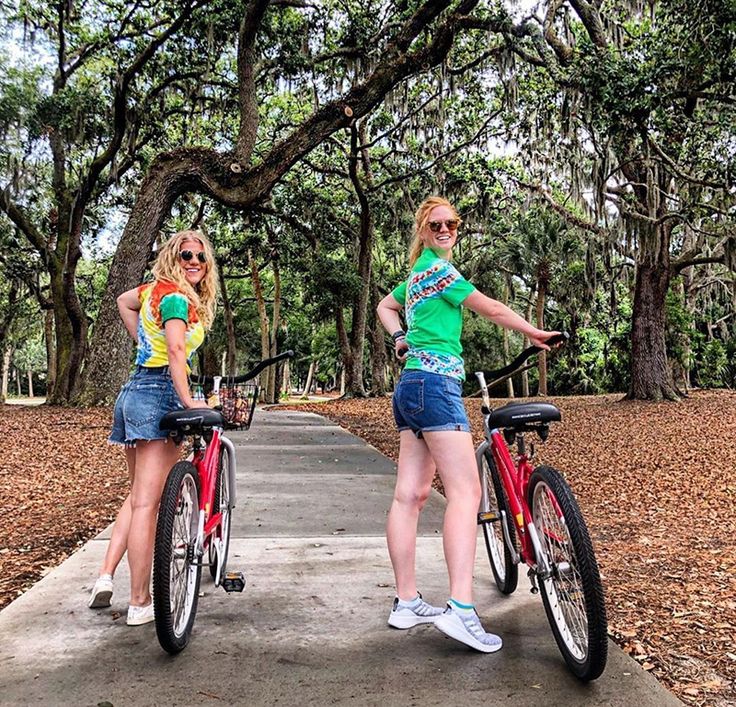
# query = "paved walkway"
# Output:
<box><xmin>0</xmin><ymin>410</ymin><xmax>680</xmax><ymax>706</ymax></box>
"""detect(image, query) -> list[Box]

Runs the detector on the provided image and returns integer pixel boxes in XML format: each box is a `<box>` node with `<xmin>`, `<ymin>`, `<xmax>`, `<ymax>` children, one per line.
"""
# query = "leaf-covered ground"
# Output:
<box><xmin>1</xmin><ymin>392</ymin><xmax>734</xmax><ymax>705</ymax></box>
<box><xmin>284</xmin><ymin>390</ymin><xmax>736</xmax><ymax>707</ymax></box>
<box><xmin>0</xmin><ymin>406</ymin><xmax>128</xmax><ymax>611</ymax></box>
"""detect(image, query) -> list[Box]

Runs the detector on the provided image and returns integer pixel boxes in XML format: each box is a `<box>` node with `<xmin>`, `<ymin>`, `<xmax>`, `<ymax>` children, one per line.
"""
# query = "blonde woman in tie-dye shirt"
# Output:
<box><xmin>89</xmin><ymin>230</ymin><xmax>218</xmax><ymax>627</ymax></box>
<box><xmin>377</xmin><ymin>196</ymin><xmax>559</xmax><ymax>653</ymax></box>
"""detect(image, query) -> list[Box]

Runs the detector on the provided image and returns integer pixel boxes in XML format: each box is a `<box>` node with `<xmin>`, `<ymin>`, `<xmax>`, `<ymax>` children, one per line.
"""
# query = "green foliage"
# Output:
<box><xmin>695</xmin><ymin>339</ymin><xmax>729</xmax><ymax>389</ymax></box>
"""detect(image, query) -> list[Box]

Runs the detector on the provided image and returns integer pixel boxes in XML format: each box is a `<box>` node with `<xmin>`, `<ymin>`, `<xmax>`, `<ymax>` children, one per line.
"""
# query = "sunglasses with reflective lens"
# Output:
<box><xmin>180</xmin><ymin>249</ymin><xmax>207</xmax><ymax>264</ymax></box>
<box><xmin>428</xmin><ymin>219</ymin><xmax>460</xmax><ymax>233</ymax></box>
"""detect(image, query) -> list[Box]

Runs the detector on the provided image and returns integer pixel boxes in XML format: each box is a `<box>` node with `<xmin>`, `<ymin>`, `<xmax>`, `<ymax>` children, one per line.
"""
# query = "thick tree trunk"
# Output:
<box><xmin>628</xmin><ymin>259</ymin><xmax>680</xmax><ymax>401</ymax></box>
<box><xmin>27</xmin><ymin>371</ymin><xmax>33</xmax><ymax>398</ymax></box>
<box><xmin>44</xmin><ymin>309</ymin><xmax>56</xmax><ymax>395</ymax></box>
<box><xmin>76</xmin><ymin>157</ymin><xmax>192</xmax><ymax>405</ymax></box>
<box><xmin>48</xmin><ymin>263</ymin><xmax>88</xmax><ymax>404</ymax></box>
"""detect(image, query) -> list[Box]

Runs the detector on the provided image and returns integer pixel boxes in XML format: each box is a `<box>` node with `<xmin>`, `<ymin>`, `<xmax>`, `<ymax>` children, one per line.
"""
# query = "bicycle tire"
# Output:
<box><xmin>208</xmin><ymin>446</ymin><xmax>232</xmax><ymax>584</ymax></box>
<box><xmin>153</xmin><ymin>461</ymin><xmax>202</xmax><ymax>654</ymax></box>
<box><xmin>479</xmin><ymin>450</ymin><xmax>518</xmax><ymax>594</ymax></box>
<box><xmin>528</xmin><ymin>465</ymin><xmax>607</xmax><ymax>681</ymax></box>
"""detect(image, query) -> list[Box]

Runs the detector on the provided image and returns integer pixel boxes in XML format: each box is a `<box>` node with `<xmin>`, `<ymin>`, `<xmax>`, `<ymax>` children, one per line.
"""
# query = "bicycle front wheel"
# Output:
<box><xmin>528</xmin><ymin>465</ymin><xmax>607</xmax><ymax>681</ymax></box>
<box><xmin>153</xmin><ymin>461</ymin><xmax>203</xmax><ymax>654</ymax></box>
<box><xmin>479</xmin><ymin>450</ymin><xmax>518</xmax><ymax>594</ymax></box>
<box><xmin>208</xmin><ymin>446</ymin><xmax>232</xmax><ymax>585</ymax></box>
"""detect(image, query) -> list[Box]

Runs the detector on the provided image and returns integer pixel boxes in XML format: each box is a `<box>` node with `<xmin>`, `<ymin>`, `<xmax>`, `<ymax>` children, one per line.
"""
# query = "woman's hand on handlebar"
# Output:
<box><xmin>529</xmin><ymin>329</ymin><xmax>563</xmax><ymax>351</ymax></box>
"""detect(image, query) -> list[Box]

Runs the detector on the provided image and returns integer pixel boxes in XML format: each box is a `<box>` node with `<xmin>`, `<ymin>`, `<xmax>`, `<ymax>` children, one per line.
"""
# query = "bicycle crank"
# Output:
<box><xmin>222</xmin><ymin>571</ymin><xmax>246</xmax><ymax>593</ymax></box>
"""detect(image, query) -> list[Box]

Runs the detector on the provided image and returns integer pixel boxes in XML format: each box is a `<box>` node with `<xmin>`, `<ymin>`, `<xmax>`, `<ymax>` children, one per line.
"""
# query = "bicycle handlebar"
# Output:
<box><xmin>191</xmin><ymin>350</ymin><xmax>294</xmax><ymax>387</ymax></box>
<box><xmin>475</xmin><ymin>333</ymin><xmax>569</xmax><ymax>393</ymax></box>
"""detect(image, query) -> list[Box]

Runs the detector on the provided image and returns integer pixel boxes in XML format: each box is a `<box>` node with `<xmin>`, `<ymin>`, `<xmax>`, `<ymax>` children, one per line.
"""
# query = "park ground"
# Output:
<box><xmin>0</xmin><ymin>390</ymin><xmax>734</xmax><ymax>706</ymax></box>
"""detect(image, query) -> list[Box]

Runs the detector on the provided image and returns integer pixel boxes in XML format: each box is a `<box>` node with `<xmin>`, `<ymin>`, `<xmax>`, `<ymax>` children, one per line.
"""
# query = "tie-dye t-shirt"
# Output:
<box><xmin>135</xmin><ymin>281</ymin><xmax>205</xmax><ymax>371</ymax></box>
<box><xmin>391</xmin><ymin>247</ymin><xmax>476</xmax><ymax>381</ymax></box>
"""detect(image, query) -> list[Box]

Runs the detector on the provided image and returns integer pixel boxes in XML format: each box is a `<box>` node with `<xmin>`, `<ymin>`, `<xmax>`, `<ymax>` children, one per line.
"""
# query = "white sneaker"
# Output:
<box><xmin>388</xmin><ymin>594</ymin><xmax>443</xmax><ymax>629</ymax></box>
<box><xmin>88</xmin><ymin>574</ymin><xmax>113</xmax><ymax>609</ymax></box>
<box><xmin>435</xmin><ymin>604</ymin><xmax>503</xmax><ymax>653</ymax></box>
<box><xmin>126</xmin><ymin>602</ymin><xmax>154</xmax><ymax>626</ymax></box>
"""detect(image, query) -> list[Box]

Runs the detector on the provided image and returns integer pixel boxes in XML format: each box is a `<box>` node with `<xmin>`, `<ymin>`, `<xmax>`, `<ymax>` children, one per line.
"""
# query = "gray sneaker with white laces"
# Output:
<box><xmin>435</xmin><ymin>604</ymin><xmax>503</xmax><ymax>653</ymax></box>
<box><xmin>388</xmin><ymin>593</ymin><xmax>444</xmax><ymax>629</ymax></box>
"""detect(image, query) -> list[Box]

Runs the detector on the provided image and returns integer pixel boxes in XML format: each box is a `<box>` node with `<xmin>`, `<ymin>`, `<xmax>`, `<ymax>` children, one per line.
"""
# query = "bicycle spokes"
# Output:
<box><xmin>534</xmin><ymin>481</ymin><xmax>588</xmax><ymax>659</ymax></box>
<box><xmin>170</xmin><ymin>475</ymin><xmax>199</xmax><ymax>638</ymax></box>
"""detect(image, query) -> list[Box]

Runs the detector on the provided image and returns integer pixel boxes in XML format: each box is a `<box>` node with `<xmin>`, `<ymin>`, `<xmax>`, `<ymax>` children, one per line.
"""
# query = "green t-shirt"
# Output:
<box><xmin>391</xmin><ymin>247</ymin><xmax>476</xmax><ymax>380</ymax></box>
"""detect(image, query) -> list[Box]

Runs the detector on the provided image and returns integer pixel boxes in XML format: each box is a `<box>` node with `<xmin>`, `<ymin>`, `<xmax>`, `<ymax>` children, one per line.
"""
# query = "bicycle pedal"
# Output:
<box><xmin>477</xmin><ymin>511</ymin><xmax>499</xmax><ymax>524</ymax></box>
<box><xmin>222</xmin><ymin>571</ymin><xmax>246</xmax><ymax>593</ymax></box>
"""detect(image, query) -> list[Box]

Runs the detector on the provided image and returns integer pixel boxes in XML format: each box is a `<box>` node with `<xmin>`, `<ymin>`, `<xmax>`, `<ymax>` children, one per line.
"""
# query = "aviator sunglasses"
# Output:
<box><xmin>180</xmin><ymin>249</ymin><xmax>207</xmax><ymax>264</ymax></box>
<box><xmin>427</xmin><ymin>219</ymin><xmax>460</xmax><ymax>233</ymax></box>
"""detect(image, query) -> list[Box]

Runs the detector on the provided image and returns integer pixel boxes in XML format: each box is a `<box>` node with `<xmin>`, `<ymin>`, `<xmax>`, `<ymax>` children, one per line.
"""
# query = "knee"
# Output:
<box><xmin>129</xmin><ymin>490</ymin><xmax>160</xmax><ymax>515</ymax></box>
<box><xmin>394</xmin><ymin>485</ymin><xmax>432</xmax><ymax>512</ymax></box>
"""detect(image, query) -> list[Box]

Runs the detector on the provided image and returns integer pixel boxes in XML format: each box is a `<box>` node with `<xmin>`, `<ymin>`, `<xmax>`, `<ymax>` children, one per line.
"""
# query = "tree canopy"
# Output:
<box><xmin>0</xmin><ymin>0</ymin><xmax>734</xmax><ymax>404</ymax></box>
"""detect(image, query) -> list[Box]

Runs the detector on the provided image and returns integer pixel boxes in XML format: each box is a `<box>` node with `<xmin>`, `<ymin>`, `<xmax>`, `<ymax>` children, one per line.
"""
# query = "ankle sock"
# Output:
<box><xmin>397</xmin><ymin>595</ymin><xmax>421</xmax><ymax>609</ymax></box>
<box><xmin>448</xmin><ymin>598</ymin><xmax>475</xmax><ymax>613</ymax></box>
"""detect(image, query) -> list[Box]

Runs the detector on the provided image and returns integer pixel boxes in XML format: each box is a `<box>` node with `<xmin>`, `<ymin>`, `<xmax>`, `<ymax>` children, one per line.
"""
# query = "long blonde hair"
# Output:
<box><xmin>151</xmin><ymin>230</ymin><xmax>218</xmax><ymax>328</ymax></box>
<box><xmin>408</xmin><ymin>196</ymin><xmax>462</xmax><ymax>267</ymax></box>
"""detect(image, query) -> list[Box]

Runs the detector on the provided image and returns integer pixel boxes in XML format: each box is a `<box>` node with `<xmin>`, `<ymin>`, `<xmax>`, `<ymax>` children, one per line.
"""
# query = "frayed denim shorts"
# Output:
<box><xmin>108</xmin><ymin>366</ymin><xmax>184</xmax><ymax>448</ymax></box>
<box><xmin>392</xmin><ymin>369</ymin><xmax>470</xmax><ymax>437</ymax></box>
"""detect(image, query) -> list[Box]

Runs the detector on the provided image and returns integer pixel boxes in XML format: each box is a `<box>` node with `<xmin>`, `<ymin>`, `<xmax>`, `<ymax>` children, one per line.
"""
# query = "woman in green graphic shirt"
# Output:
<box><xmin>377</xmin><ymin>196</ymin><xmax>559</xmax><ymax>653</ymax></box>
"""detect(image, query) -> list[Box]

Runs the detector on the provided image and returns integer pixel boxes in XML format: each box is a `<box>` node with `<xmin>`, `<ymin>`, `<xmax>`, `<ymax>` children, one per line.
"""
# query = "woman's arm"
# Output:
<box><xmin>463</xmin><ymin>291</ymin><xmax>559</xmax><ymax>349</ymax></box>
<box><xmin>164</xmin><ymin>319</ymin><xmax>208</xmax><ymax>409</ymax></box>
<box><xmin>117</xmin><ymin>288</ymin><xmax>142</xmax><ymax>343</ymax></box>
<box><xmin>377</xmin><ymin>293</ymin><xmax>409</xmax><ymax>361</ymax></box>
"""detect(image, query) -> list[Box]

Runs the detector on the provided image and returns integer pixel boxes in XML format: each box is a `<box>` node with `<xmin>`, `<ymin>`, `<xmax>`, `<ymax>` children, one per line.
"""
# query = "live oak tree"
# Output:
<box><xmin>79</xmin><ymin>0</ymin><xmax>526</xmax><ymax>404</ymax></box>
<box><xmin>486</xmin><ymin>0</ymin><xmax>736</xmax><ymax>400</ymax></box>
<box><xmin>0</xmin><ymin>0</ymin><xmax>210</xmax><ymax>403</ymax></box>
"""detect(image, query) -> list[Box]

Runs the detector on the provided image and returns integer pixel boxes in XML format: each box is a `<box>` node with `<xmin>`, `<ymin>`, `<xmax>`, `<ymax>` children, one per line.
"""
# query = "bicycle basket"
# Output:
<box><xmin>218</xmin><ymin>382</ymin><xmax>259</xmax><ymax>430</ymax></box>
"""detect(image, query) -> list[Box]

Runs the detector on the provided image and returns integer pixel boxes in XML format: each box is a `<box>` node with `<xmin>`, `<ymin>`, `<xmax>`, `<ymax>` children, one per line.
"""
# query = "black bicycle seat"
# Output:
<box><xmin>487</xmin><ymin>402</ymin><xmax>561</xmax><ymax>430</ymax></box>
<box><xmin>159</xmin><ymin>408</ymin><xmax>226</xmax><ymax>434</ymax></box>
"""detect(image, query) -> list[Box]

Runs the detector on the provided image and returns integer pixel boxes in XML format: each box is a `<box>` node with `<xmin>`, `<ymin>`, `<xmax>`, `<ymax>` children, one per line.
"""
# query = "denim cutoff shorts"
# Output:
<box><xmin>108</xmin><ymin>366</ymin><xmax>184</xmax><ymax>447</ymax></box>
<box><xmin>392</xmin><ymin>369</ymin><xmax>470</xmax><ymax>437</ymax></box>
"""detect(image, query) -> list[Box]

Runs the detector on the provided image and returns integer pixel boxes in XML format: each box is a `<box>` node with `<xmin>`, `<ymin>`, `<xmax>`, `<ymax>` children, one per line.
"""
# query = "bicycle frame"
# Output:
<box><xmin>476</xmin><ymin>423</ymin><xmax>553</xmax><ymax>578</ymax></box>
<box><xmin>189</xmin><ymin>427</ymin><xmax>237</xmax><ymax>558</ymax></box>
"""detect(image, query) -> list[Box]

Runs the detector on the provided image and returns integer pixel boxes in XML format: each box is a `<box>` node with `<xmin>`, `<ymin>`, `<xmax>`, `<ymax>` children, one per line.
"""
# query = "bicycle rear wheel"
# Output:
<box><xmin>153</xmin><ymin>461</ymin><xmax>202</xmax><ymax>654</ymax></box>
<box><xmin>528</xmin><ymin>465</ymin><xmax>607</xmax><ymax>681</ymax></box>
<box><xmin>479</xmin><ymin>450</ymin><xmax>518</xmax><ymax>594</ymax></box>
<box><xmin>208</xmin><ymin>447</ymin><xmax>232</xmax><ymax>585</ymax></box>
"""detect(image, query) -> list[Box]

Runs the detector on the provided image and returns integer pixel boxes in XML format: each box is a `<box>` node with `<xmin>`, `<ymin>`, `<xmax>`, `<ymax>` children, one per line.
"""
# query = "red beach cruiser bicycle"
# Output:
<box><xmin>152</xmin><ymin>351</ymin><xmax>293</xmax><ymax>654</ymax></box>
<box><xmin>474</xmin><ymin>335</ymin><xmax>608</xmax><ymax>681</ymax></box>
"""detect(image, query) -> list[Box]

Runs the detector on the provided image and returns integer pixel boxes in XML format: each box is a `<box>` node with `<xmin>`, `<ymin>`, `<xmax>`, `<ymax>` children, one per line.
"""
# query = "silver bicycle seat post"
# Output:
<box><xmin>475</xmin><ymin>371</ymin><xmax>491</xmax><ymax>410</ymax></box>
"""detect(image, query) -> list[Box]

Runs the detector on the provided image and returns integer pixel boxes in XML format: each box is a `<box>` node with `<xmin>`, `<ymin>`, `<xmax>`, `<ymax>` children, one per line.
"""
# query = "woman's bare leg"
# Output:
<box><xmin>386</xmin><ymin>430</ymin><xmax>436</xmax><ymax>599</ymax></box>
<box><xmin>422</xmin><ymin>431</ymin><xmax>480</xmax><ymax>605</ymax></box>
<box><xmin>99</xmin><ymin>448</ymin><xmax>136</xmax><ymax>577</ymax></box>
<box><xmin>127</xmin><ymin>439</ymin><xmax>180</xmax><ymax>607</ymax></box>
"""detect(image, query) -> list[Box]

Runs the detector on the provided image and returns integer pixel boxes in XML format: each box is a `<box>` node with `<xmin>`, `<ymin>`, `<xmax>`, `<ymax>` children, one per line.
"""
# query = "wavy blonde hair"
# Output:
<box><xmin>151</xmin><ymin>230</ymin><xmax>219</xmax><ymax>329</ymax></box>
<box><xmin>408</xmin><ymin>195</ymin><xmax>462</xmax><ymax>267</ymax></box>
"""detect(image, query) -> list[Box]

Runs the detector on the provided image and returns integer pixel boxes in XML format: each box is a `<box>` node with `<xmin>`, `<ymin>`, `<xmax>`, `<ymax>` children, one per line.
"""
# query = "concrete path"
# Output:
<box><xmin>0</xmin><ymin>410</ymin><xmax>680</xmax><ymax>706</ymax></box>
